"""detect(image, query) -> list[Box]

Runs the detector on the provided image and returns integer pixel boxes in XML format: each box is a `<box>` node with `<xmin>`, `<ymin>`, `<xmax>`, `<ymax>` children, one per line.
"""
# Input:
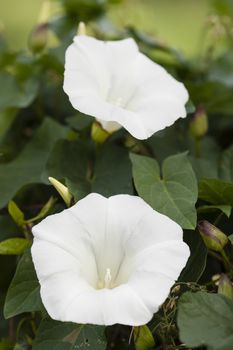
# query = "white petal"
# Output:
<box><xmin>63</xmin><ymin>35</ymin><xmax>189</xmax><ymax>140</ymax></box>
<box><xmin>32</xmin><ymin>208</ymin><xmax>95</xmax><ymax>270</ymax></box>
<box><xmin>31</xmin><ymin>193</ymin><xmax>190</xmax><ymax>326</ymax></box>
<box><xmin>66</xmin><ymin>94</ymin><xmax>149</xmax><ymax>139</ymax></box>
<box><xmin>128</xmin><ymin>271</ymin><xmax>173</xmax><ymax>313</ymax></box>
<box><xmin>31</xmin><ymin>238</ymin><xmax>98</xmax><ymax>287</ymax></box>
<box><xmin>32</xmin><ymin>205</ymin><xmax>99</xmax><ymax>289</ymax></box>
<box><xmin>64</xmin><ymin>36</ymin><xmax>138</xmax><ymax>103</ymax></box>
<box><xmin>63</xmin><ymin>284</ymin><xmax>152</xmax><ymax>326</ymax></box>
<box><xmin>40</xmin><ymin>272</ymin><xmax>93</xmax><ymax>321</ymax></box>
<box><xmin>114</xmin><ymin>196</ymin><xmax>184</xmax><ymax>256</ymax></box>
<box><xmin>125</xmin><ymin>53</ymin><xmax>189</xmax><ymax>138</ymax></box>
<box><xmin>127</xmin><ymin>241</ymin><xmax>190</xmax><ymax>311</ymax></box>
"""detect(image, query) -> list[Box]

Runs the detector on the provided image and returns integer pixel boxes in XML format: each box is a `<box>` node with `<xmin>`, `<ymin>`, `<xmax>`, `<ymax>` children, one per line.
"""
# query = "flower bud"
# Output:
<box><xmin>91</xmin><ymin>121</ymin><xmax>110</xmax><ymax>144</ymax></box>
<box><xmin>77</xmin><ymin>22</ymin><xmax>86</xmax><ymax>36</ymax></box>
<box><xmin>190</xmin><ymin>106</ymin><xmax>208</xmax><ymax>139</ymax></box>
<box><xmin>198</xmin><ymin>220</ymin><xmax>228</xmax><ymax>252</ymax></box>
<box><xmin>48</xmin><ymin>177</ymin><xmax>72</xmax><ymax>207</ymax></box>
<box><xmin>28</xmin><ymin>0</ymin><xmax>50</xmax><ymax>54</ymax></box>
<box><xmin>28</xmin><ymin>23</ymin><xmax>49</xmax><ymax>54</ymax></box>
<box><xmin>218</xmin><ymin>274</ymin><xmax>233</xmax><ymax>300</ymax></box>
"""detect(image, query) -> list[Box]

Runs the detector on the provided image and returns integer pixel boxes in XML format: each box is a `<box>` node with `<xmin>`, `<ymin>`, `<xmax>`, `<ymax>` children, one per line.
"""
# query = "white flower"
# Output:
<box><xmin>31</xmin><ymin>193</ymin><xmax>189</xmax><ymax>326</ymax></box>
<box><xmin>63</xmin><ymin>36</ymin><xmax>189</xmax><ymax>140</ymax></box>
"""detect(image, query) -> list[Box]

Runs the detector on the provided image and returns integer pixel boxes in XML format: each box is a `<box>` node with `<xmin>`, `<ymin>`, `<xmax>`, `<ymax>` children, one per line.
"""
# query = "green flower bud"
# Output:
<box><xmin>218</xmin><ymin>274</ymin><xmax>233</xmax><ymax>300</ymax></box>
<box><xmin>48</xmin><ymin>177</ymin><xmax>72</xmax><ymax>207</ymax></box>
<box><xmin>198</xmin><ymin>220</ymin><xmax>228</xmax><ymax>252</ymax></box>
<box><xmin>28</xmin><ymin>0</ymin><xmax>50</xmax><ymax>54</ymax></box>
<box><xmin>190</xmin><ymin>106</ymin><xmax>208</xmax><ymax>139</ymax></box>
<box><xmin>28</xmin><ymin>23</ymin><xmax>49</xmax><ymax>54</ymax></box>
<box><xmin>91</xmin><ymin>121</ymin><xmax>110</xmax><ymax>144</ymax></box>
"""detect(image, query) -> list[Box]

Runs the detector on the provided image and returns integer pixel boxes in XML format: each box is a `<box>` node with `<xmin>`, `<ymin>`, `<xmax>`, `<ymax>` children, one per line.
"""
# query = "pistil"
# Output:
<box><xmin>104</xmin><ymin>268</ymin><xmax>112</xmax><ymax>288</ymax></box>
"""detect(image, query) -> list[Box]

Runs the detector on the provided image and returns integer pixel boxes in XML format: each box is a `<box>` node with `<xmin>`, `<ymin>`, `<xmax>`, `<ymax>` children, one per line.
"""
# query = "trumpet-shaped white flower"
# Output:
<box><xmin>63</xmin><ymin>36</ymin><xmax>189</xmax><ymax>140</ymax></box>
<box><xmin>31</xmin><ymin>193</ymin><xmax>189</xmax><ymax>326</ymax></box>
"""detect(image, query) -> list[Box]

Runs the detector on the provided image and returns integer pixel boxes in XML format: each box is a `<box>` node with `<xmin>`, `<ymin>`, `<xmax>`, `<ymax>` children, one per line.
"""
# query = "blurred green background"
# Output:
<box><xmin>0</xmin><ymin>0</ymin><xmax>211</xmax><ymax>56</ymax></box>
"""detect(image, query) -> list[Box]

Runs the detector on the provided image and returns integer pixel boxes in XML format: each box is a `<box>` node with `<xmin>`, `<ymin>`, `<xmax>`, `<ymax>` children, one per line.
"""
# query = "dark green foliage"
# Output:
<box><xmin>1</xmin><ymin>0</ymin><xmax>233</xmax><ymax>349</ymax></box>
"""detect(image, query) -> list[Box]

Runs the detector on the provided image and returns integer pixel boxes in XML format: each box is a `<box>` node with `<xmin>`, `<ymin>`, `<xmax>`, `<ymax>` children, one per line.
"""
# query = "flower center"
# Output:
<box><xmin>115</xmin><ymin>97</ymin><xmax>123</xmax><ymax>107</ymax></box>
<box><xmin>97</xmin><ymin>267</ymin><xmax>113</xmax><ymax>289</ymax></box>
<box><xmin>104</xmin><ymin>268</ymin><xmax>112</xmax><ymax>288</ymax></box>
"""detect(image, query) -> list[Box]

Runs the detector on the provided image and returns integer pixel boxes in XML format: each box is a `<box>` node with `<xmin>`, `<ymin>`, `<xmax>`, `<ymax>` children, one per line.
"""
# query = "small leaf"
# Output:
<box><xmin>177</xmin><ymin>291</ymin><xmax>233</xmax><ymax>350</ymax></box>
<box><xmin>4</xmin><ymin>250</ymin><xmax>42</xmax><ymax>319</ymax></box>
<box><xmin>199</xmin><ymin>178</ymin><xmax>233</xmax><ymax>206</ymax></box>
<box><xmin>197</xmin><ymin>204</ymin><xmax>232</xmax><ymax>218</ymax></box>
<box><xmin>8</xmin><ymin>201</ymin><xmax>25</xmax><ymax>226</ymax></box>
<box><xmin>134</xmin><ymin>325</ymin><xmax>155</xmax><ymax>350</ymax></box>
<box><xmin>130</xmin><ymin>152</ymin><xmax>198</xmax><ymax>229</ymax></box>
<box><xmin>0</xmin><ymin>238</ymin><xmax>29</xmax><ymax>255</ymax></box>
<box><xmin>32</xmin><ymin>319</ymin><xmax>106</xmax><ymax>350</ymax></box>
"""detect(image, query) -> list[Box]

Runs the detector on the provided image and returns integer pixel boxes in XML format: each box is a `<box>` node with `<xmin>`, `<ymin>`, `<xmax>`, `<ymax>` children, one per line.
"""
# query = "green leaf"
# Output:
<box><xmin>130</xmin><ymin>152</ymin><xmax>198</xmax><ymax>229</ymax></box>
<box><xmin>199</xmin><ymin>178</ymin><xmax>233</xmax><ymax>206</ymax></box>
<box><xmin>134</xmin><ymin>325</ymin><xmax>155</xmax><ymax>350</ymax></box>
<box><xmin>0</xmin><ymin>108</ymin><xmax>18</xmax><ymax>141</ymax></box>
<box><xmin>32</xmin><ymin>319</ymin><xmax>106</xmax><ymax>350</ymax></box>
<box><xmin>0</xmin><ymin>71</ymin><xmax>39</xmax><ymax>112</ymax></box>
<box><xmin>197</xmin><ymin>204</ymin><xmax>232</xmax><ymax>218</ymax></box>
<box><xmin>4</xmin><ymin>250</ymin><xmax>42</xmax><ymax>319</ymax></box>
<box><xmin>47</xmin><ymin>140</ymin><xmax>133</xmax><ymax>200</ymax></box>
<box><xmin>213</xmin><ymin>0</ymin><xmax>233</xmax><ymax>17</ymax></box>
<box><xmin>177</xmin><ymin>291</ymin><xmax>233</xmax><ymax>350</ymax></box>
<box><xmin>66</xmin><ymin>113</ymin><xmax>92</xmax><ymax>131</ymax></box>
<box><xmin>179</xmin><ymin>231</ymin><xmax>207</xmax><ymax>282</ymax></box>
<box><xmin>0</xmin><ymin>339</ymin><xmax>13</xmax><ymax>350</ymax></box>
<box><xmin>189</xmin><ymin>156</ymin><xmax>219</xmax><ymax>181</ymax></box>
<box><xmin>0</xmin><ymin>118</ymin><xmax>67</xmax><ymax>209</ymax></box>
<box><xmin>92</xmin><ymin>143</ymin><xmax>133</xmax><ymax>196</ymax></box>
<box><xmin>220</xmin><ymin>145</ymin><xmax>233</xmax><ymax>182</ymax></box>
<box><xmin>0</xmin><ymin>238</ymin><xmax>29</xmax><ymax>255</ymax></box>
<box><xmin>46</xmin><ymin>139</ymin><xmax>91</xmax><ymax>199</ymax></box>
<box><xmin>146</xmin><ymin>125</ymin><xmax>188</xmax><ymax>163</ymax></box>
<box><xmin>187</xmin><ymin>80</ymin><xmax>233</xmax><ymax>115</ymax></box>
<box><xmin>8</xmin><ymin>201</ymin><xmax>25</xmax><ymax>226</ymax></box>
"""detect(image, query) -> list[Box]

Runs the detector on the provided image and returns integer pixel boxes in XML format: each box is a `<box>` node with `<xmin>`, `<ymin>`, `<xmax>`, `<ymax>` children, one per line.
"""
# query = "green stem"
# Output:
<box><xmin>220</xmin><ymin>249</ymin><xmax>231</xmax><ymax>269</ymax></box>
<box><xmin>214</xmin><ymin>212</ymin><xmax>224</xmax><ymax>226</ymax></box>
<box><xmin>195</xmin><ymin>138</ymin><xmax>201</xmax><ymax>158</ymax></box>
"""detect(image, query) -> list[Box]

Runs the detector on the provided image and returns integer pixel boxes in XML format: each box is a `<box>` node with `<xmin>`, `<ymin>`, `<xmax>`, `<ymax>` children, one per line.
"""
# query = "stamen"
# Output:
<box><xmin>115</xmin><ymin>97</ymin><xmax>123</xmax><ymax>107</ymax></box>
<box><xmin>104</xmin><ymin>268</ymin><xmax>112</xmax><ymax>288</ymax></box>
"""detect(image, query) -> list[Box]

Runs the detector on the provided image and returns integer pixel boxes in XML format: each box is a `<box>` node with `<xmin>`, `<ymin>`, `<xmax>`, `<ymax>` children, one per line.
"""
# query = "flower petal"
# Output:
<box><xmin>31</xmin><ymin>194</ymin><xmax>190</xmax><ymax>326</ymax></box>
<box><xmin>127</xmin><ymin>241</ymin><xmax>190</xmax><ymax>311</ymax></box>
<box><xmin>31</xmin><ymin>238</ymin><xmax>98</xmax><ymax>287</ymax></box>
<box><xmin>63</xmin><ymin>35</ymin><xmax>189</xmax><ymax>140</ymax></box>
<box><xmin>63</xmin><ymin>284</ymin><xmax>152</xmax><ymax>326</ymax></box>
<box><xmin>32</xmin><ymin>207</ymin><xmax>95</xmax><ymax>267</ymax></box>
